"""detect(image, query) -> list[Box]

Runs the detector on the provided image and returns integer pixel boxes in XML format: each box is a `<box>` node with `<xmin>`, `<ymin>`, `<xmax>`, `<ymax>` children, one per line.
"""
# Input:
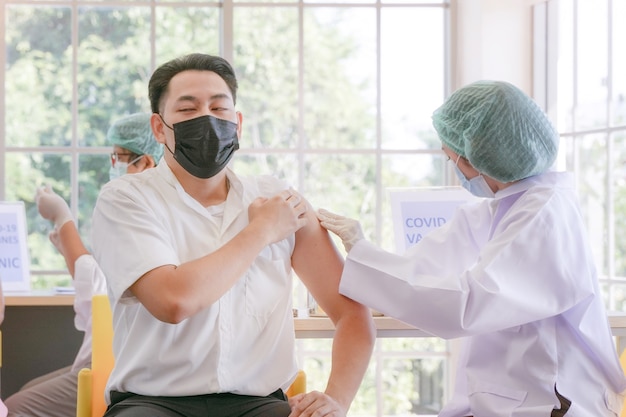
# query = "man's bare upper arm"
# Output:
<box><xmin>291</xmin><ymin>200</ymin><xmax>350</xmax><ymax>321</ymax></box>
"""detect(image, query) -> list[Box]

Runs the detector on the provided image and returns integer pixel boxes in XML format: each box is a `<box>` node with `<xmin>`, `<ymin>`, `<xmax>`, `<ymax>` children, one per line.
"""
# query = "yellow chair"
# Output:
<box><xmin>76</xmin><ymin>294</ymin><xmax>114</xmax><ymax>417</ymax></box>
<box><xmin>76</xmin><ymin>294</ymin><xmax>306</xmax><ymax>417</ymax></box>
<box><xmin>619</xmin><ymin>349</ymin><xmax>626</xmax><ymax>417</ymax></box>
<box><xmin>285</xmin><ymin>369</ymin><xmax>307</xmax><ymax>398</ymax></box>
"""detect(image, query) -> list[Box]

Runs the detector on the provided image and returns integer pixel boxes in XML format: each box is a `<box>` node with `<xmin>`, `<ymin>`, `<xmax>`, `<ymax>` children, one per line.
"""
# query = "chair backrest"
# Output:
<box><xmin>285</xmin><ymin>369</ymin><xmax>306</xmax><ymax>397</ymax></box>
<box><xmin>91</xmin><ymin>294</ymin><xmax>114</xmax><ymax>417</ymax></box>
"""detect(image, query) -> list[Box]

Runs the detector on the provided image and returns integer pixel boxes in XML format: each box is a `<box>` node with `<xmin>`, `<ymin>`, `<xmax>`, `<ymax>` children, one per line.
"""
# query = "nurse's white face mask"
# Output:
<box><xmin>453</xmin><ymin>155</ymin><xmax>495</xmax><ymax>198</ymax></box>
<box><xmin>109</xmin><ymin>154</ymin><xmax>142</xmax><ymax>181</ymax></box>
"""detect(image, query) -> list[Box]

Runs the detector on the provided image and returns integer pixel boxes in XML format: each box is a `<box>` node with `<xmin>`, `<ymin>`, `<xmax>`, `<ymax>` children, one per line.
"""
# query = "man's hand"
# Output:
<box><xmin>248</xmin><ymin>189</ymin><xmax>307</xmax><ymax>245</ymax></box>
<box><xmin>35</xmin><ymin>185</ymin><xmax>74</xmax><ymax>229</ymax></box>
<box><xmin>288</xmin><ymin>391</ymin><xmax>346</xmax><ymax>417</ymax></box>
<box><xmin>316</xmin><ymin>208</ymin><xmax>364</xmax><ymax>252</ymax></box>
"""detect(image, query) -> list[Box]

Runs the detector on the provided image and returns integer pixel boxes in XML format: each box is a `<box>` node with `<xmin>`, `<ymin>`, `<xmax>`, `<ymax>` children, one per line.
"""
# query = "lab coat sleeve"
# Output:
<box><xmin>73</xmin><ymin>254</ymin><xmax>107</xmax><ymax>332</ymax></box>
<box><xmin>340</xmin><ymin>239</ymin><xmax>473</xmax><ymax>338</ymax></box>
<box><xmin>340</xmin><ymin>190</ymin><xmax>597</xmax><ymax>339</ymax></box>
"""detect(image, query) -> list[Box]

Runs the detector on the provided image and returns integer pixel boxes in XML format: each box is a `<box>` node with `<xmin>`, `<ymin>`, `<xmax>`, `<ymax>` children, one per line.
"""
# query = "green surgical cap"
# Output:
<box><xmin>432</xmin><ymin>80</ymin><xmax>559</xmax><ymax>183</ymax></box>
<box><xmin>106</xmin><ymin>113</ymin><xmax>164</xmax><ymax>164</ymax></box>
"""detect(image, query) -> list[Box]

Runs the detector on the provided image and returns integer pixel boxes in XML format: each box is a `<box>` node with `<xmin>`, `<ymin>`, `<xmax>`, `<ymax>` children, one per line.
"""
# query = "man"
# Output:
<box><xmin>6</xmin><ymin>113</ymin><xmax>162</xmax><ymax>417</ymax></box>
<box><xmin>91</xmin><ymin>53</ymin><xmax>375</xmax><ymax>417</ymax></box>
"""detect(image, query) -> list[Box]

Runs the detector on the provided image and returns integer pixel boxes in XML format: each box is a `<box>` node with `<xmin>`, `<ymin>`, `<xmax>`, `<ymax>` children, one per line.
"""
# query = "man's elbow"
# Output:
<box><xmin>145</xmin><ymin>298</ymin><xmax>193</xmax><ymax>324</ymax></box>
<box><xmin>362</xmin><ymin>309</ymin><xmax>377</xmax><ymax>343</ymax></box>
<box><xmin>341</xmin><ymin>303</ymin><xmax>376</xmax><ymax>342</ymax></box>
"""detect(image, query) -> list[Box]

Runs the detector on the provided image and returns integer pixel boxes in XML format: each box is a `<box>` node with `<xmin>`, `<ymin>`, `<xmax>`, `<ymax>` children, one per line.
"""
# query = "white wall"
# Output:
<box><xmin>453</xmin><ymin>0</ymin><xmax>541</xmax><ymax>95</ymax></box>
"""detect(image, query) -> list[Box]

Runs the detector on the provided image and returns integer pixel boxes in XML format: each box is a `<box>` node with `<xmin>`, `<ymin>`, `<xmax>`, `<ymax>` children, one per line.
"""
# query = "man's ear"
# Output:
<box><xmin>236</xmin><ymin>111</ymin><xmax>243</xmax><ymax>139</ymax></box>
<box><xmin>151</xmin><ymin>113</ymin><xmax>166</xmax><ymax>144</ymax></box>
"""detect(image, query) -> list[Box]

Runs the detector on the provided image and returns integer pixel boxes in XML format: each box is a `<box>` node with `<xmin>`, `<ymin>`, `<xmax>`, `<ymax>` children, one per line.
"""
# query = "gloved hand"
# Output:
<box><xmin>35</xmin><ymin>185</ymin><xmax>74</xmax><ymax>229</ymax></box>
<box><xmin>316</xmin><ymin>208</ymin><xmax>364</xmax><ymax>252</ymax></box>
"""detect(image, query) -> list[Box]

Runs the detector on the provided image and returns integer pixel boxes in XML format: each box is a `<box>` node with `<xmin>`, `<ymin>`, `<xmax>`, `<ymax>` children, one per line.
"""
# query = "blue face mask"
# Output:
<box><xmin>109</xmin><ymin>155</ymin><xmax>142</xmax><ymax>181</ymax></box>
<box><xmin>453</xmin><ymin>160</ymin><xmax>495</xmax><ymax>198</ymax></box>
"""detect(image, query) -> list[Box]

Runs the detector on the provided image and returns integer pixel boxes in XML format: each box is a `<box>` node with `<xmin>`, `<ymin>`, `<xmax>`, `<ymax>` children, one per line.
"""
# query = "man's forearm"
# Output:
<box><xmin>325</xmin><ymin>311</ymin><xmax>375</xmax><ymax>411</ymax></box>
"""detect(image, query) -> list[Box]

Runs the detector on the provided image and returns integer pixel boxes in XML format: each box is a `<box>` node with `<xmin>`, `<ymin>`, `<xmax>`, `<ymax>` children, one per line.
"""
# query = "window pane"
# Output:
<box><xmin>296</xmin><ymin>337</ymin><xmax>447</xmax><ymax>416</ymax></box>
<box><xmin>382</xmin><ymin>357</ymin><xmax>445</xmax><ymax>415</ymax></box>
<box><xmin>609</xmin><ymin>283</ymin><xmax>626</xmax><ymax>312</ymax></box>
<box><xmin>159</xmin><ymin>0</ymin><xmax>218</xmax><ymax>3</ymax></box>
<box><xmin>382</xmin><ymin>0</ymin><xmax>447</xmax><ymax>4</ymax></box>
<box><xmin>575</xmin><ymin>0</ymin><xmax>608</xmax><ymax>130</ymax></box>
<box><xmin>6</xmin><ymin>153</ymin><xmax>71</xmax><ymax>275</ymax></box>
<box><xmin>78</xmin><ymin>154</ymin><xmax>110</xmax><ymax>245</ymax></box>
<box><xmin>6</xmin><ymin>152</ymin><xmax>69</xmax><ymax>205</ymax></box>
<box><xmin>230</xmin><ymin>153</ymin><xmax>299</xmax><ymax>187</ymax></box>
<box><xmin>307</xmin><ymin>0</ymin><xmax>375</xmax><ymax>4</ymax></box>
<box><xmin>304</xmin><ymin>153</ymin><xmax>376</xmax><ymax>226</ymax></box>
<box><xmin>78</xmin><ymin>6</ymin><xmax>153</xmax><ymax>146</ymax></box>
<box><xmin>382</xmin><ymin>153</ymin><xmax>447</xmax><ymax>189</ymax></box>
<box><xmin>304</xmin><ymin>8</ymin><xmax>377</xmax><ymax>149</ymax></box>
<box><xmin>614</xmin><ymin>134</ymin><xmax>626</xmax><ymax>279</ymax></box>
<box><xmin>31</xmin><ymin>273</ymin><xmax>72</xmax><ymax>290</ymax></box>
<box><xmin>6</xmin><ymin>6</ymin><xmax>72</xmax><ymax>147</ymax></box>
<box><xmin>233</xmin><ymin>7</ymin><xmax>299</xmax><ymax>149</ymax></box>
<box><xmin>155</xmin><ymin>7</ymin><xmax>221</xmax><ymax>64</ymax></box>
<box><xmin>556</xmin><ymin>0</ymin><xmax>574</xmax><ymax>132</ymax></box>
<box><xmin>381</xmin><ymin>8</ymin><xmax>445</xmax><ymax>150</ymax></box>
<box><xmin>612</xmin><ymin>0</ymin><xmax>626</xmax><ymax>126</ymax></box>
<box><xmin>235</xmin><ymin>0</ymin><xmax>294</xmax><ymax>4</ymax></box>
<box><xmin>571</xmin><ymin>133</ymin><xmax>608</xmax><ymax>277</ymax></box>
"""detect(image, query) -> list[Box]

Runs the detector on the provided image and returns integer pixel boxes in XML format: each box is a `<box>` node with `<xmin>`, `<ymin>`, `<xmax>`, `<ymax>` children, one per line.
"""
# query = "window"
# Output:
<box><xmin>2</xmin><ymin>0</ymin><xmax>450</xmax><ymax>288</ymax></box>
<box><xmin>546</xmin><ymin>0</ymin><xmax>626</xmax><ymax>311</ymax></box>
<box><xmin>2</xmin><ymin>0</ymin><xmax>451</xmax><ymax>415</ymax></box>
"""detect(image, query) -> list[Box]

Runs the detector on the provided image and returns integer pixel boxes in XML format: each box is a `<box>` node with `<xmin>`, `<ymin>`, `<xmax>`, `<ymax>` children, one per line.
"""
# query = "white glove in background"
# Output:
<box><xmin>316</xmin><ymin>208</ymin><xmax>365</xmax><ymax>252</ymax></box>
<box><xmin>35</xmin><ymin>185</ymin><xmax>74</xmax><ymax>229</ymax></box>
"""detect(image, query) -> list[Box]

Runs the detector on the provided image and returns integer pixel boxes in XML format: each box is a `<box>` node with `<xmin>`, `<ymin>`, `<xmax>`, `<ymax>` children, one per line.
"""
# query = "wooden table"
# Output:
<box><xmin>12</xmin><ymin>292</ymin><xmax>626</xmax><ymax>334</ymax></box>
<box><xmin>3</xmin><ymin>292</ymin><xmax>626</xmax><ymax>398</ymax></box>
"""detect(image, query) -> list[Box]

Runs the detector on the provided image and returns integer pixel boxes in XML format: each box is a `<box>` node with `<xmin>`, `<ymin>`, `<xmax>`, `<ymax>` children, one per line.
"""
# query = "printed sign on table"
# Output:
<box><xmin>0</xmin><ymin>201</ymin><xmax>31</xmax><ymax>291</ymax></box>
<box><xmin>389</xmin><ymin>187</ymin><xmax>474</xmax><ymax>253</ymax></box>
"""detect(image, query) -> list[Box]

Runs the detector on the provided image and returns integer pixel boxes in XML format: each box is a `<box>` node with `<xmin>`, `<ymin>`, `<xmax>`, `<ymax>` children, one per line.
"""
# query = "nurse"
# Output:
<box><xmin>317</xmin><ymin>80</ymin><xmax>626</xmax><ymax>417</ymax></box>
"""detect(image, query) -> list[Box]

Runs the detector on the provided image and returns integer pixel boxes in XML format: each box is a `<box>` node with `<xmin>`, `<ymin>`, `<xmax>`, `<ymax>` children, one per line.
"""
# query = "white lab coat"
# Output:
<box><xmin>340</xmin><ymin>172</ymin><xmax>626</xmax><ymax>416</ymax></box>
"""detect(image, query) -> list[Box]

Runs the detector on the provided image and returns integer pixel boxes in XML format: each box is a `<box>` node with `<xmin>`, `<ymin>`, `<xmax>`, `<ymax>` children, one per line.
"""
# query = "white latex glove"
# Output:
<box><xmin>35</xmin><ymin>185</ymin><xmax>74</xmax><ymax>229</ymax></box>
<box><xmin>316</xmin><ymin>208</ymin><xmax>364</xmax><ymax>252</ymax></box>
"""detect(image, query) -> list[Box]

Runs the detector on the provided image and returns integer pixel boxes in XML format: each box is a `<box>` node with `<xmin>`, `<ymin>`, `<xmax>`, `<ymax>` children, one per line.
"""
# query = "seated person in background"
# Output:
<box><xmin>5</xmin><ymin>113</ymin><xmax>163</xmax><ymax>417</ymax></box>
<box><xmin>91</xmin><ymin>53</ymin><xmax>376</xmax><ymax>417</ymax></box>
